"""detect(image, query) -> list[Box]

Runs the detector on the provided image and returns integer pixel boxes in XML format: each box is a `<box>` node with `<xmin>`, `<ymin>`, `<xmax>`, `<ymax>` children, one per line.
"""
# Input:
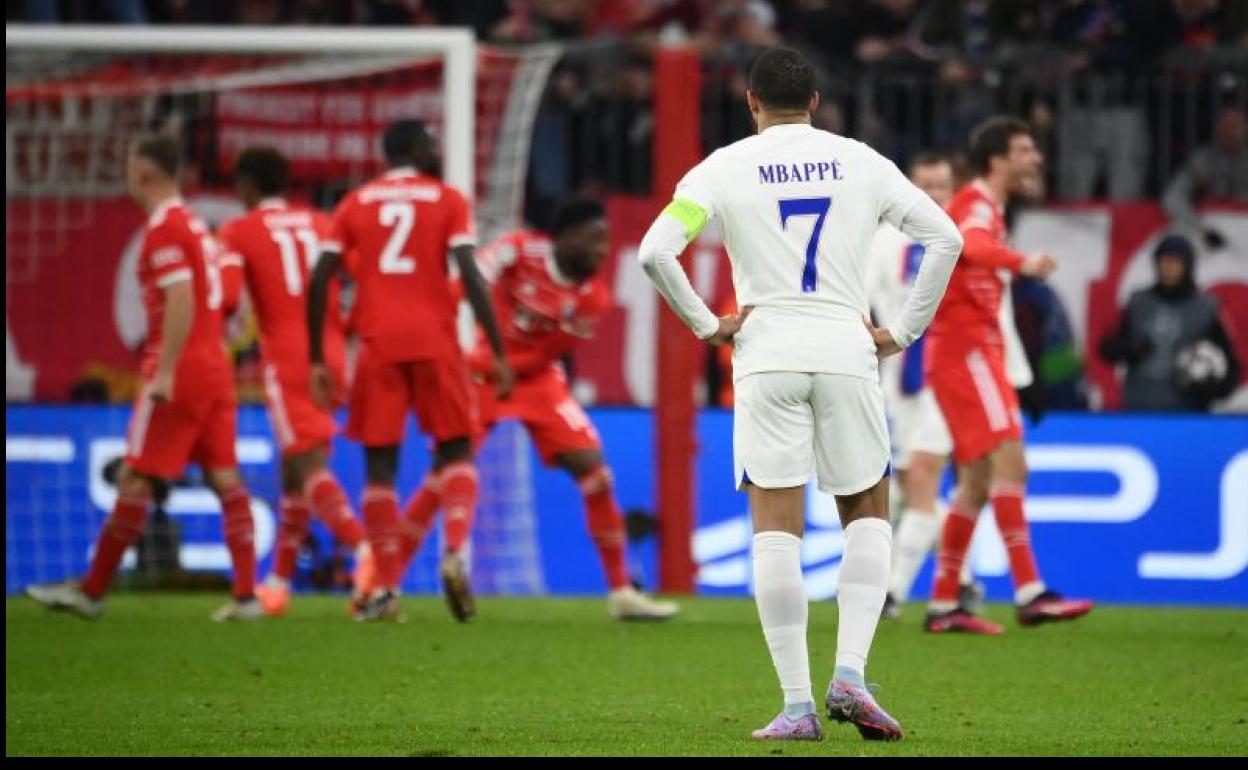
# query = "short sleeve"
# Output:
<box><xmin>216</xmin><ymin>219</ymin><xmax>246</xmax><ymax>266</ymax></box>
<box><xmin>476</xmin><ymin>233</ymin><xmax>520</xmax><ymax>283</ymax></box>
<box><xmin>145</xmin><ymin>224</ymin><xmax>193</xmax><ymax>289</ymax></box>
<box><xmin>323</xmin><ymin>193</ymin><xmax>354</xmax><ymax>255</ymax></box>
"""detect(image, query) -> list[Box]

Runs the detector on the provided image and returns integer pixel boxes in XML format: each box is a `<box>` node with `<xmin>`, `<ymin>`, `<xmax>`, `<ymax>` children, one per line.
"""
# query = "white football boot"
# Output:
<box><xmin>607</xmin><ymin>586</ymin><xmax>679</xmax><ymax>621</ymax></box>
<box><xmin>26</xmin><ymin>580</ymin><xmax>103</xmax><ymax>620</ymax></box>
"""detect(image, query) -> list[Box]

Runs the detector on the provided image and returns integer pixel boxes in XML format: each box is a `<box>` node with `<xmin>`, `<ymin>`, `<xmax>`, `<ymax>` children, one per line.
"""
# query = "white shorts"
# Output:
<box><xmin>891</xmin><ymin>387</ymin><xmax>953</xmax><ymax>470</ymax></box>
<box><xmin>734</xmin><ymin>372</ymin><xmax>891</xmax><ymax>496</ymax></box>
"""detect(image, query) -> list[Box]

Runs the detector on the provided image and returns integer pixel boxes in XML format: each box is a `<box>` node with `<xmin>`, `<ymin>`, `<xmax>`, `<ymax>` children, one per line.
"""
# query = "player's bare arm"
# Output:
<box><xmin>151</xmin><ymin>278</ymin><xmax>194</xmax><ymax>403</ymax></box>
<box><xmin>454</xmin><ymin>244</ymin><xmax>514</xmax><ymax>400</ymax></box>
<box><xmin>307</xmin><ymin>249</ymin><xmax>342</xmax><ymax>410</ymax></box>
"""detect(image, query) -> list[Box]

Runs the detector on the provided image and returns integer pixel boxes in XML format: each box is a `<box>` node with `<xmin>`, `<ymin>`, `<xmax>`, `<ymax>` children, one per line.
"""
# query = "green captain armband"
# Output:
<box><xmin>663</xmin><ymin>198</ymin><xmax>709</xmax><ymax>241</ymax></box>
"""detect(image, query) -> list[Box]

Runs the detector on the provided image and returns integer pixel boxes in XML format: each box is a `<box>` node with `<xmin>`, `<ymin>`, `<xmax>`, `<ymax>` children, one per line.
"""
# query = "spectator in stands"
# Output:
<box><xmin>1047</xmin><ymin>0</ymin><xmax>1157</xmax><ymax>201</ymax></box>
<box><xmin>491</xmin><ymin>0</ymin><xmax>594</xmax><ymax>42</ymax></box>
<box><xmin>1163</xmin><ymin>104</ymin><xmax>1248</xmax><ymax>249</ymax></box>
<box><xmin>1099</xmin><ymin>234</ymin><xmax>1242</xmax><ymax>411</ymax></box>
<box><xmin>21</xmin><ymin>0</ymin><xmax>145</xmax><ymax>23</ymax></box>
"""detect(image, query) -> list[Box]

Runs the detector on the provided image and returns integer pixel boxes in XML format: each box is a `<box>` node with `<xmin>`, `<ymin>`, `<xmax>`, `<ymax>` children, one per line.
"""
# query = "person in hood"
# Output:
<box><xmin>1099</xmin><ymin>234</ymin><xmax>1241</xmax><ymax>411</ymax></box>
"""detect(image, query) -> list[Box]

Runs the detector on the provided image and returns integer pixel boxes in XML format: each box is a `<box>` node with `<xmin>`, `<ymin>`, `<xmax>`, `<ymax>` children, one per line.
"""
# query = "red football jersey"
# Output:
<box><xmin>927</xmin><ymin>180</ymin><xmax>1026</xmax><ymax>346</ymax></box>
<box><xmin>325</xmin><ymin>168</ymin><xmax>475</xmax><ymax>362</ymax></box>
<box><xmin>137</xmin><ymin>197</ymin><xmax>232</xmax><ymax>385</ymax></box>
<box><xmin>218</xmin><ymin>199</ymin><xmax>346</xmax><ymax>383</ymax></box>
<box><xmin>474</xmin><ymin>230</ymin><xmax>611</xmax><ymax>379</ymax></box>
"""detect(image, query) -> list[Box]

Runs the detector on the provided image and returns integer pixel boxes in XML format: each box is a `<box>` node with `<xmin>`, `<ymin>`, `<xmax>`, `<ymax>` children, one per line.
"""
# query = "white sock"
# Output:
<box><xmin>1015</xmin><ymin>580</ymin><xmax>1046</xmax><ymax>605</ymax></box>
<box><xmin>752</xmin><ymin>531</ymin><xmax>813</xmax><ymax>710</ymax></box>
<box><xmin>836</xmin><ymin>518</ymin><xmax>892</xmax><ymax>679</ymax></box>
<box><xmin>888</xmin><ymin>507</ymin><xmax>941</xmax><ymax>602</ymax></box>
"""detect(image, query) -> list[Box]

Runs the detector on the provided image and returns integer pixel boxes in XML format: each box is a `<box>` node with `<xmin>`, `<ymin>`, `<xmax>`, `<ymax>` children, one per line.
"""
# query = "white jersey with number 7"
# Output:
<box><xmin>639</xmin><ymin>122</ymin><xmax>963</xmax><ymax>382</ymax></box>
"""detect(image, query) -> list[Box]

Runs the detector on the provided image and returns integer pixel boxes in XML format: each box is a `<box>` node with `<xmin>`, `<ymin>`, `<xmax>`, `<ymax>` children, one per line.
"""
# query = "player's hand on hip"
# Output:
<box><xmin>1020</xmin><ymin>252</ymin><xmax>1057</xmax><ymax>279</ymax></box>
<box><xmin>310</xmin><ymin>363</ymin><xmax>336</xmax><ymax>411</ymax></box>
<box><xmin>863</xmin><ymin>316</ymin><xmax>902</xmax><ymax>359</ymax></box>
<box><xmin>149</xmin><ymin>371</ymin><xmax>174</xmax><ymax>404</ymax></box>
<box><xmin>706</xmin><ymin>306</ymin><xmax>753</xmax><ymax>346</ymax></box>
<box><xmin>493</xmin><ymin>358</ymin><xmax>515</xmax><ymax>401</ymax></box>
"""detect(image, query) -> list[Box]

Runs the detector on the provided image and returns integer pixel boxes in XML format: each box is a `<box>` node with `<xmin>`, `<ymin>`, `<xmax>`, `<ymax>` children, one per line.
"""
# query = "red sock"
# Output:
<box><xmin>398</xmin><ymin>474</ymin><xmax>442</xmax><ymax>570</ymax></box>
<box><xmin>991</xmin><ymin>483</ymin><xmax>1042</xmax><ymax>591</ymax></box>
<box><xmin>218</xmin><ymin>485</ymin><xmax>256</xmax><ymax>600</ymax></box>
<box><xmin>440</xmin><ymin>463</ymin><xmax>479</xmax><ymax>554</ymax></box>
<box><xmin>272</xmin><ymin>495</ymin><xmax>311</xmax><ymax>582</ymax></box>
<box><xmin>932</xmin><ymin>503</ymin><xmax>978</xmax><ymax>604</ymax></box>
<box><xmin>361</xmin><ymin>485</ymin><xmax>401</xmax><ymax>589</ymax></box>
<box><xmin>81</xmin><ymin>492</ymin><xmax>149</xmax><ymax>599</ymax></box>
<box><xmin>579</xmin><ymin>467</ymin><xmax>630</xmax><ymax>590</ymax></box>
<box><xmin>305</xmin><ymin>468</ymin><xmax>364</xmax><ymax>548</ymax></box>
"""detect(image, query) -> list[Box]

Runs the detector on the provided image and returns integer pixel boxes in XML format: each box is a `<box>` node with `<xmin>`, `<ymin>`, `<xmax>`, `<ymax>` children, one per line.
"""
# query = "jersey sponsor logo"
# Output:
<box><xmin>757</xmin><ymin>159</ymin><xmax>842</xmax><ymax>185</ymax></box>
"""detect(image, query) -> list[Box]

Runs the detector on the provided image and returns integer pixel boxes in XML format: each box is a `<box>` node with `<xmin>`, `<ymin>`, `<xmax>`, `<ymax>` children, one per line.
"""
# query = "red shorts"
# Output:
<box><xmin>477</xmin><ymin>367</ymin><xmax>601</xmax><ymax>465</ymax></box>
<box><xmin>124</xmin><ymin>381</ymin><xmax>238</xmax><ymax>480</ymax></box>
<box><xmin>347</xmin><ymin>346</ymin><xmax>478</xmax><ymax>447</ymax></box>
<box><xmin>262</xmin><ymin>364</ymin><xmax>337</xmax><ymax>457</ymax></box>
<box><xmin>926</xmin><ymin>341</ymin><xmax>1022</xmax><ymax>464</ymax></box>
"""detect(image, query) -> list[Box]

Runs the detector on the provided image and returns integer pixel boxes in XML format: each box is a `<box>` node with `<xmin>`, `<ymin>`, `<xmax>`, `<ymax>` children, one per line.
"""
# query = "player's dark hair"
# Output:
<box><xmin>968</xmin><ymin>116</ymin><xmax>1032</xmax><ymax>175</ymax></box>
<box><xmin>132</xmin><ymin>133</ymin><xmax>181</xmax><ymax>178</ymax></box>
<box><xmin>748</xmin><ymin>46</ymin><xmax>815</xmax><ymax>112</ymax></box>
<box><xmin>383</xmin><ymin>119</ymin><xmax>435</xmax><ymax>170</ymax></box>
<box><xmin>550</xmin><ymin>197</ymin><xmax>605</xmax><ymax>237</ymax></box>
<box><xmin>233</xmin><ymin>146</ymin><xmax>289</xmax><ymax>197</ymax></box>
<box><xmin>909</xmin><ymin>151</ymin><xmax>950</xmax><ymax>173</ymax></box>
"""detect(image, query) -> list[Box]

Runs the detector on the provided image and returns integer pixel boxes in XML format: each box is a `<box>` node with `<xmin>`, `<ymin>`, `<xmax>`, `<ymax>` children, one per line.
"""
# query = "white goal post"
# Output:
<box><xmin>6</xmin><ymin>25</ymin><xmax>478</xmax><ymax>196</ymax></box>
<box><xmin>6</xmin><ymin>24</ymin><xmax>560</xmax><ymax>596</ymax></box>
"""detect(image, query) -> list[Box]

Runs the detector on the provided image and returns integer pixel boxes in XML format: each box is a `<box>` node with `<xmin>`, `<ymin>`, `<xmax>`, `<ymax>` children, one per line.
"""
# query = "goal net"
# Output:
<box><xmin>5</xmin><ymin>26</ymin><xmax>558</xmax><ymax>596</ymax></box>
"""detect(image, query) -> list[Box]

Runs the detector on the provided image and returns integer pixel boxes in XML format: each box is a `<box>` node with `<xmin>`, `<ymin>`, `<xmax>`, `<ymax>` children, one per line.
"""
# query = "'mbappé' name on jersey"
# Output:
<box><xmin>675</xmin><ymin>123</ymin><xmax>929</xmax><ymax>381</ymax></box>
<box><xmin>757</xmin><ymin>160</ymin><xmax>843</xmax><ymax>184</ymax></box>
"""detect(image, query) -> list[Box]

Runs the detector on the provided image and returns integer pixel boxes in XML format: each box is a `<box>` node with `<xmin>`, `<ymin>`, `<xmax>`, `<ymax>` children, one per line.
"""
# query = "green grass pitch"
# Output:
<box><xmin>6</xmin><ymin>596</ymin><xmax>1247</xmax><ymax>756</ymax></box>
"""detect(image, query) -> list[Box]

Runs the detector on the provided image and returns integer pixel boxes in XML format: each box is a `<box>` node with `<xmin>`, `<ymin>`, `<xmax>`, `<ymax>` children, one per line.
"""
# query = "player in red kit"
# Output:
<box><xmin>308</xmin><ymin>120</ymin><xmax>513</xmax><ymax>622</ymax></box>
<box><xmin>924</xmin><ymin>117</ymin><xmax>1094</xmax><ymax>633</ymax></box>
<box><xmin>27</xmin><ymin>134</ymin><xmax>259</xmax><ymax>621</ymax></box>
<box><xmin>218</xmin><ymin>147</ymin><xmax>374</xmax><ymax>617</ymax></box>
<box><xmin>395</xmin><ymin>199</ymin><xmax>678</xmax><ymax>621</ymax></box>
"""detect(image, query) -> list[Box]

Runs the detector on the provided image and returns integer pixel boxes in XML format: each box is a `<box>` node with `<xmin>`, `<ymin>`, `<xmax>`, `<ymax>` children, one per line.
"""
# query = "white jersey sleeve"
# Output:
<box><xmin>637</xmin><ymin>156</ymin><xmax>722</xmax><ymax>340</ymax></box>
<box><xmin>875</xmin><ymin>157</ymin><xmax>962</xmax><ymax>349</ymax></box>
<box><xmin>999</xmin><ymin>274</ymin><xmax>1035</xmax><ymax>388</ymax></box>
<box><xmin>641</xmin><ymin>124</ymin><xmax>959</xmax><ymax>382</ymax></box>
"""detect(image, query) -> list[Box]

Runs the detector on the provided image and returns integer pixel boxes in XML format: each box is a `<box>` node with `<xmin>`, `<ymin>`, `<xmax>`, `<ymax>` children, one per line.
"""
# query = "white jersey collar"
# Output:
<box><xmin>760</xmin><ymin>122</ymin><xmax>814</xmax><ymax>135</ymax></box>
<box><xmin>148</xmin><ymin>195</ymin><xmax>184</xmax><ymax>226</ymax></box>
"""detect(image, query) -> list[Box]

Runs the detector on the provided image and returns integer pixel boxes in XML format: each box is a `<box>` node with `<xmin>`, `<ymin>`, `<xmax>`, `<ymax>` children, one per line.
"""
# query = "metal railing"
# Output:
<box><xmin>535</xmin><ymin>42</ymin><xmax>1246</xmax><ymax>222</ymax></box>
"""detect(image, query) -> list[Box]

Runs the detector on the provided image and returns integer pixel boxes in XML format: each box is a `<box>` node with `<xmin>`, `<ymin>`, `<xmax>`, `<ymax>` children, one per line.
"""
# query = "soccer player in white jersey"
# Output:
<box><xmin>866</xmin><ymin>154</ymin><xmax>1034</xmax><ymax>619</ymax></box>
<box><xmin>637</xmin><ymin>47</ymin><xmax>962</xmax><ymax>743</ymax></box>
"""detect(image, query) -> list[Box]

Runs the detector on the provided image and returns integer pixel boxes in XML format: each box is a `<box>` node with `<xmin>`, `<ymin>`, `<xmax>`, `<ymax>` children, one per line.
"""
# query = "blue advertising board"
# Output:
<box><xmin>6</xmin><ymin>406</ymin><xmax>1246</xmax><ymax>605</ymax></box>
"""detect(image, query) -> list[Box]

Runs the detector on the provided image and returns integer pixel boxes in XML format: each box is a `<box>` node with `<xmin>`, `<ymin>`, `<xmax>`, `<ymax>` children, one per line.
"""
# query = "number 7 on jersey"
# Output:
<box><xmin>778</xmin><ymin>197</ymin><xmax>831</xmax><ymax>293</ymax></box>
